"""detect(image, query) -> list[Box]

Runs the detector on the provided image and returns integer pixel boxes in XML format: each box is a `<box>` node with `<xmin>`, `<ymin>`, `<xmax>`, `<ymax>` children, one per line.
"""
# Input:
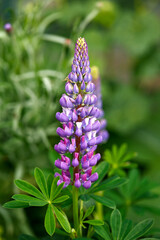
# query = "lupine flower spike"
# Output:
<box><xmin>54</xmin><ymin>37</ymin><xmax>103</xmax><ymax>189</ymax></box>
<box><xmin>91</xmin><ymin>66</ymin><xmax>109</xmax><ymax>142</ymax></box>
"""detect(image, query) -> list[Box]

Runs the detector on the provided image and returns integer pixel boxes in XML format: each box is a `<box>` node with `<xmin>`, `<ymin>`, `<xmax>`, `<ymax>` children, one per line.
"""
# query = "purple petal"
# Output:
<box><xmin>90</xmin><ymin>173</ymin><xmax>98</xmax><ymax>182</ymax></box>
<box><xmin>83</xmin><ymin>180</ymin><xmax>91</xmax><ymax>189</ymax></box>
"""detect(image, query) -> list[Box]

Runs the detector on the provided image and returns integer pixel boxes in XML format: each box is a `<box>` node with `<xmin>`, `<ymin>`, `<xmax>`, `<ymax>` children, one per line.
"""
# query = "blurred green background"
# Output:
<box><xmin>0</xmin><ymin>0</ymin><xmax>160</xmax><ymax>239</ymax></box>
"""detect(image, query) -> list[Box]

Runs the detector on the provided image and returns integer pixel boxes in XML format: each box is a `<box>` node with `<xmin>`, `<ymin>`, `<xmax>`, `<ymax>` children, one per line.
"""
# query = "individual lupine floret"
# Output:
<box><xmin>54</xmin><ymin>37</ymin><xmax>103</xmax><ymax>189</ymax></box>
<box><xmin>91</xmin><ymin>66</ymin><xmax>109</xmax><ymax>142</ymax></box>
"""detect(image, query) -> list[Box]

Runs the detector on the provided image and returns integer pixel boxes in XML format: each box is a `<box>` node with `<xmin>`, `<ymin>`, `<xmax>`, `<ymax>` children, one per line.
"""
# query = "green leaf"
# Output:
<box><xmin>53</xmin><ymin>206</ymin><xmax>71</xmax><ymax>233</ymax></box>
<box><xmin>28</xmin><ymin>200</ymin><xmax>47</xmax><ymax>206</ymax></box>
<box><xmin>79</xmin><ymin>194</ymin><xmax>90</xmax><ymax>201</ymax></box>
<box><xmin>83</xmin><ymin>206</ymin><xmax>95</xmax><ymax>220</ymax></box>
<box><xmin>140</xmin><ymin>239</ymin><xmax>159</xmax><ymax>240</ymax></box>
<box><xmin>75</xmin><ymin>238</ymin><xmax>93</xmax><ymax>240</ymax></box>
<box><xmin>94</xmin><ymin>224</ymin><xmax>112</xmax><ymax>240</ymax></box>
<box><xmin>92</xmin><ymin>176</ymin><xmax>127</xmax><ymax>193</ymax></box>
<box><xmin>55</xmin><ymin>228</ymin><xmax>70</xmax><ymax>236</ymax></box>
<box><xmin>141</xmin><ymin>238</ymin><xmax>159</xmax><ymax>240</ymax></box>
<box><xmin>3</xmin><ymin>200</ymin><xmax>29</xmax><ymax>209</ymax></box>
<box><xmin>110</xmin><ymin>209</ymin><xmax>122</xmax><ymax>240</ymax></box>
<box><xmin>50</xmin><ymin>177</ymin><xmax>58</xmax><ymax>200</ymax></box>
<box><xmin>50</xmin><ymin>177</ymin><xmax>64</xmax><ymax>201</ymax></box>
<box><xmin>15</xmin><ymin>180</ymin><xmax>44</xmax><ymax>200</ymax></box>
<box><xmin>12</xmin><ymin>194</ymin><xmax>47</xmax><ymax>206</ymax></box>
<box><xmin>47</xmin><ymin>174</ymin><xmax>54</xmax><ymax>196</ymax></box>
<box><xmin>91</xmin><ymin>194</ymin><xmax>116</xmax><ymax>209</ymax></box>
<box><xmin>12</xmin><ymin>194</ymin><xmax>38</xmax><ymax>202</ymax></box>
<box><xmin>83</xmin><ymin>219</ymin><xmax>104</xmax><ymax>226</ymax></box>
<box><xmin>117</xmin><ymin>143</ymin><xmax>127</xmax><ymax>162</ymax></box>
<box><xmin>124</xmin><ymin>219</ymin><xmax>154</xmax><ymax>240</ymax></box>
<box><xmin>92</xmin><ymin>162</ymin><xmax>109</xmax><ymax>186</ymax></box>
<box><xmin>18</xmin><ymin>234</ymin><xmax>37</xmax><ymax>240</ymax></box>
<box><xmin>45</xmin><ymin>204</ymin><xmax>56</xmax><ymax>236</ymax></box>
<box><xmin>53</xmin><ymin>195</ymin><xmax>69</xmax><ymax>203</ymax></box>
<box><xmin>80</xmin><ymin>208</ymin><xmax>84</xmax><ymax>221</ymax></box>
<box><xmin>34</xmin><ymin>168</ymin><xmax>48</xmax><ymax>198</ymax></box>
<box><xmin>120</xmin><ymin>219</ymin><xmax>132</xmax><ymax>240</ymax></box>
<box><xmin>53</xmin><ymin>183</ymin><xmax>64</xmax><ymax>200</ymax></box>
<box><xmin>86</xmin><ymin>162</ymin><xmax>109</xmax><ymax>194</ymax></box>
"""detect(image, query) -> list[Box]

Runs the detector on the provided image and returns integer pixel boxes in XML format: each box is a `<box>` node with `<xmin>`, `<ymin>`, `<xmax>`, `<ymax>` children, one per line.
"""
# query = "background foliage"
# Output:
<box><xmin>0</xmin><ymin>0</ymin><xmax>160</xmax><ymax>239</ymax></box>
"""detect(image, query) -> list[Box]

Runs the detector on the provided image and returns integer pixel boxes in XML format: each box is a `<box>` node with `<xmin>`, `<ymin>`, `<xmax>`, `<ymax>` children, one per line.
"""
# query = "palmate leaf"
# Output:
<box><xmin>124</xmin><ymin>219</ymin><xmax>154</xmax><ymax>240</ymax></box>
<box><xmin>74</xmin><ymin>238</ymin><xmax>93</xmax><ymax>240</ymax></box>
<box><xmin>92</xmin><ymin>161</ymin><xmax>109</xmax><ymax>186</ymax></box>
<box><xmin>15</xmin><ymin>179</ymin><xmax>44</xmax><ymax>200</ymax></box>
<box><xmin>54</xmin><ymin>182</ymin><xmax>65</xmax><ymax>199</ymax></box>
<box><xmin>81</xmin><ymin>162</ymin><xmax>109</xmax><ymax>195</ymax></box>
<box><xmin>50</xmin><ymin>176</ymin><xmax>64</xmax><ymax>201</ymax></box>
<box><xmin>104</xmin><ymin>144</ymin><xmax>136</xmax><ymax>176</ymax></box>
<box><xmin>94</xmin><ymin>223</ymin><xmax>112</xmax><ymax>240</ymax></box>
<box><xmin>53</xmin><ymin>206</ymin><xmax>71</xmax><ymax>233</ymax></box>
<box><xmin>3</xmin><ymin>200</ymin><xmax>29</xmax><ymax>209</ymax></box>
<box><xmin>34</xmin><ymin>167</ymin><xmax>48</xmax><ymax>199</ymax></box>
<box><xmin>45</xmin><ymin>204</ymin><xmax>56</xmax><ymax>236</ymax></box>
<box><xmin>83</xmin><ymin>219</ymin><xmax>104</xmax><ymax>226</ymax></box>
<box><xmin>140</xmin><ymin>239</ymin><xmax>159</xmax><ymax>240</ymax></box>
<box><xmin>79</xmin><ymin>194</ymin><xmax>90</xmax><ymax>201</ymax></box>
<box><xmin>110</xmin><ymin>209</ymin><xmax>122</xmax><ymax>240</ymax></box>
<box><xmin>120</xmin><ymin>219</ymin><xmax>132</xmax><ymax>240</ymax></box>
<box><xmin>82</xmin><ymin>206</ymin><xmax>95</xmax><ymax>220</ymax></box>
<box><xmin>55</xmin><ymin>228</ymin><xmax>70</xmax><ymax>236</ymax></box>
<box><xmin>91</xmin><ymin>194</ymin><xmax>116</xmax><ymax>209</ymax></box>
<box><xmin>91</xmin><ymin>175</ymin><xmax>127</xmax><ymax>193</ymax></box>
<box><xmin>47</xmin><ymin>174</ymin><xmax>54</xmax><ymax>196</ymax></box>
<box><xmin>12</xmin><ymin>194</ymin><xmax>47</xmax><ymax>206</ymax></box>
<box><xmin>53</xmin><ymin>195</ymin><xmax>69</xmax><ymax>203</ymax></box>
<box><xmin>95</xmin><ymin>209</ymin><xmax>155</xmax><ymax>240</ymax></box>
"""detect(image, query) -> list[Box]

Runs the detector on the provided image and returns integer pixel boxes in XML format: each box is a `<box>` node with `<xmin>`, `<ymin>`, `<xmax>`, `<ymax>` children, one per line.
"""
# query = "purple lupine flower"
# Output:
<box><xmin>4</xmin><ymin>23</ymin><xmax>12</xmax><ymax>33</ymax></box>
<box><xmin>54</xmin><ymin>37</ymin><xmax>102</xmax><ymax>189</ymax></box>
<box><xmin>91</xmin><ymin>66</ymin><xmax>109</xmax><ymax>142</ymax></box>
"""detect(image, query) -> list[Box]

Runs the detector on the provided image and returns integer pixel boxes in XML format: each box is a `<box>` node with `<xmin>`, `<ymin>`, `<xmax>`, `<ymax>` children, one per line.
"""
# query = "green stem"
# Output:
<box><xmin>95</xmin><ymin>191</ymin><xmax>103</xmax><ymax>221</ymax></box>
<box><xmin>79</xmin><ymin>200</ymin><xmax>83</xmax><ymax>237</ymax></box>
<box><xmin>73</xmin><ymin>186</ymin><xmax>79</xmax><ymax>235</ymax></box>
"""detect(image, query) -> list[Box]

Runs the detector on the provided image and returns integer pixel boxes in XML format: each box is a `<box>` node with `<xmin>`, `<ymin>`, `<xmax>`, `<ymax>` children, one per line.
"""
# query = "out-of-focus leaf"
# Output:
<box><xmin>106</xmin><ymin>86</ymin><xmax>150</xmax><ymax>134</ymax></box>
<box><xmin>94</xmin><ymin>223</ymin><xmax>112</xmax><ymax>240</ymax></box>
<box><xmin>124</xmin><ymin>219</ymin><xmax>154</xmax><ymax>240</ymax></box>
<box><xmin>18</xmin><ymin>234</ymin><xmax>37</xmax><ymax>240</ymax></box>
<box><xmin>41</xmin><ymin>34</ymin><xmax>71</xmax><ymax>46</ymax></box>
<box><xmin>92</xmin><ymin>176</ymin><xmax>127</xmax><ymax>193</ymax></box>
<box><xmin>87</xmin><ymin>162</ymin><xmax>109</xmax><ymax>194</ymax></box>
<box><xmin>120</xmin><ymin>219</ymin><xmax>132</xmax><ymax>240</ymax></box>
<box><xmin>82</xmin><ymin>206</ymin><xmax>95</xmax><ymax>220</ymax></box>
<box><xmin>91</xmin><ymin>194</ymin><xmax>116</xmax><ymax>209</ymax></box>
<box><xmin>38</xmin><ymin>12</ymin><xmax>61</xmax><ymax>33</ymax></box>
